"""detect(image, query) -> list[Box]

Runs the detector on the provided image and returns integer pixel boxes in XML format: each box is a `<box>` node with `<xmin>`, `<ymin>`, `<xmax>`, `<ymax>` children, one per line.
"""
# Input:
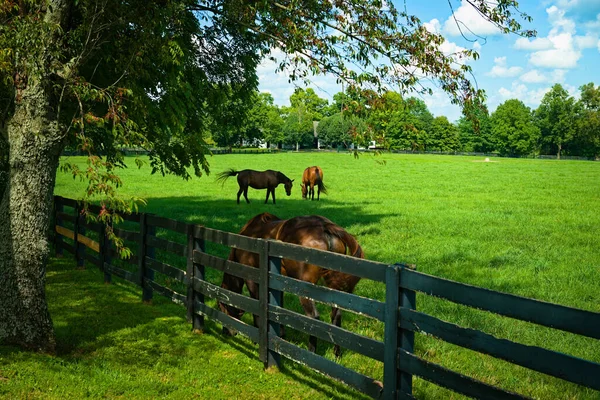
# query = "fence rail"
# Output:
<box><xmin>52</xmin><ymin>195</ymin><xmax>600</xmax><ymax>399</ymax></box>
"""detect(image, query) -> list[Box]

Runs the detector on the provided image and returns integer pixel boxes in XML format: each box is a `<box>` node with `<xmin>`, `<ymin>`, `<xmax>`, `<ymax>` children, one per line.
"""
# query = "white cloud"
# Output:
<box><xmin>513</xmin><ymin>5</ymin><xmax>599</xmax><ymax>70</ymax></box>
<box><xmin>514</xmin><ymin>37</ymin><xmax>554</xmax><ymax>51</ymax></box>
<box><xmin>487</xmin><ymin>57</ymin><xmax>522</xmax><ymax>78</ymax></box>
<box><xmin>520</xmin><ymin>70</ymin><xmax>547</xmax><ymax>83</ymax></box>
<box><xmin>497</xmin><ymin>82</ymin><xmax>552</xmax><ymax>108</ymax></box>
<box><xmin>529</xmin><ymin>48</ymin><xmax>581</xmax><ymax>68</ymax></box>
<box><xmin>519</xmin><ymin>69</ymin><xmax>568</xmax><ymax>84</ymax></box>
<box><xmin>443</xmin><ymin>0</ymin><xmax>503</xmax><ymax>37</ymax></box>
<box><xmin>575</xmin><ymin>34</ymin><xmax>599</xmax><ymax>48</ymax></box>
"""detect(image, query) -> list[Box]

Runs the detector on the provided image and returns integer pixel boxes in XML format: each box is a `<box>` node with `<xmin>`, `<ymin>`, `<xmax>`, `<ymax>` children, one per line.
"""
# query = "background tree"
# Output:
<box><xmin>574</xmin><ymin>83</ymin><xmax>600</xmax><ymax>159</ymax></box>
<box><xmin>429</xmin><ymin>116</ymin><xmax>460</xmax><ymax>152</ymax></box>
<box><xmin>491</xmin><ymin>99</ymin><xmax>540</xmax><ymax>157</ymax></box>
<box><xmin>458</xmin><ymin>101</ymin><xmax>495</xmax><ymax>152</ymax></box>
<box><xmin>0</xmin><ymin>0</ymin><xmax>536</xmax><ymax>352</ymax></box>
<box><xmin>535</xmin><ymin>84</ymin><xmax>578</xmax><ymax>159</ymax></box>
<box><xmin>243</xmin><ymin>92</ymin><xmax>284</xmax><ymax>148</ymax></box>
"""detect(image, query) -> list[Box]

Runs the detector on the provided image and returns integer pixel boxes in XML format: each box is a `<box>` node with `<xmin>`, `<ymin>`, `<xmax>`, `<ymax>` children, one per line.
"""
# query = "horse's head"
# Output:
<box><xmin>301</xmin><ymin>183</ymin><xmax>307</xmax><ymax>199</ymax></box>
<box><xmin>284</xmin><ymin>179</ymin><xmax>294</xmax><ymax>196</ymax></box>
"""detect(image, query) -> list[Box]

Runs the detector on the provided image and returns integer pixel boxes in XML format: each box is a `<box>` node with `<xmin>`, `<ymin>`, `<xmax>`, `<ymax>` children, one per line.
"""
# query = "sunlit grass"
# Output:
<box><xmin>34</xmin><ymin>152</ymin><xmax>600</xmax><ymax>398</ymax></box>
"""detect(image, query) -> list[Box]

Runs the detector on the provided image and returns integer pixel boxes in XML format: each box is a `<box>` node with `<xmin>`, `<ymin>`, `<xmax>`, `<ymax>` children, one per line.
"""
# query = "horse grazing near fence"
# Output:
<box><xmin>219</xmin><ymin>212</ymin><xmax>365</xmax><ymax>357</ymax></box>
<box><xmin>216</xmin><ymin>169</ymin><xmax>294</xmax><ymax>204</ymax></box>
<box><xmin>301</xmin><ymin>166</ymin><xmax>327</xmax><ymax>201</ymax></box>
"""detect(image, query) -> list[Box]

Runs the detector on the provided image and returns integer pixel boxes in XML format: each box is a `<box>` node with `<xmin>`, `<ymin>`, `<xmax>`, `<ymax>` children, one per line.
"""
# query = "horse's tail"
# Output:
<box><xmin>215</xmin><ymin>168</ymin><xmax>238</xmax><ymax>186</ymax></box>
<box><xmin>315</xmin><ymin>167</ymin><xmax>327</xmax><ymax>195</ymax></box>
<box><xmin>326</xmin><ymin>224</ymin><xmax>364</xmax><ymax>259</ymax></box>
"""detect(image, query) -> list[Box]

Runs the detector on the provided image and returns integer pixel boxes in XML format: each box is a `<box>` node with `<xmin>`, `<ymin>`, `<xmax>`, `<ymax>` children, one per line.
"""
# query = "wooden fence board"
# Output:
<box><xmin>397</xmin><ymin>349</ymin><xmax>527</xmax><ymax>400</ymax></box>
<box><xmin>61</xmin><ymin>242</ymin><xmax>75</xmax><ymax>255</ymax></box>
<box><xmin>56</xmin><ymin>225</ymin><xmax>75</xmax><ymax>240</ymax></box>
<box><xmin>145</xmin><ymin>279</ymin><xmax>186</xmax><ymax>305</ymax></box>
<box><xmin>268</xmin><ymin>305</ymin><xmax>385</xmax><ymax>362</ymax></box>
<box><xmin>192</xmin><ymin>278</ymin><xmax>260</xmax><ymax>316</ymax></box>
<box><xmin>80</xmin><ymin>219</ymin><xmax>102</xmax><ymax>232</ymax></box>
<box><xmin>113</xmin><ymin>227</ymin><xmax>141</xmax><ymax>242</ymax></box>
<box><xmin>146</xmin><ymin>235</ymin><xmax>186</xmax><ymax>257</ymax></box>
<box><xmin>77</xmin><ymin>234</ymin><xmax>100</xmax><ymax>253</ymax></box>
<box><xmin>193</xmin><ymin>251</ymin><xmax>260</xmax><ymax>282</ymax></box>
<box><xmin>146</xmin><ymin>257</ymin><xmax>187</xmax><ymax>284</ymax></box>
<box><xmin>270</xmin><ymin>336</ymin><xmax>384</xmax><ymax>399</ymax></box>
<box><xmin>58</xmin><ymin>197</ymin><xmax>78</xmax><ymax>208</ymax></box>
<box><xmin>104</xmin><ymin>263</ymin><xmax>140</xmax><ymax>285</ymax></box>
<box><xmin>269</xmin><ymin>240</ymin><xmax>388</xmax><ymax>282</ymax></box>
<box><xmin>147</xmin><ymin>215</ymin><xmax>187</xmax><ymax>234</ymax></box>
<box><xmin>269</xmin><ymin>274</ymin><xmax>385</xmax><ymax>322</ymax></box>
<box><xmin>400</xmin><ymin>308</ymin><xmax>600</xmax><ymax>390</ymax></box>
<box><xmin>108</xmin><ymin>248</ymin><xmax>138</xmax><ymax>265</ymax></box>
<box><xmin>192</xmin><ymin>225</ymin><xmax>265</xmax><ymax>253</ymax></box>
<box><xmin>194</xmin><ymin>301</ymin><xmax>259</xmax><ymax>343</ymax></box>
<box><xmin>401</xmin><ymin>269</ymin><xmax>600</xmax><ymax>340</ymax></box>
<box><xmin>120</xmin><ymin>212</ymin><xmax>141</xmax><ymax>223</ymax></box>
<box><xmin>83</xmin><ymin>252</ymin><xmax>102</xmax><ymax>268</ymax></box>
<box><xmin>56</xmin><ymin>212</ymin><xmax>76</xmax><ymax>223</ymax></box>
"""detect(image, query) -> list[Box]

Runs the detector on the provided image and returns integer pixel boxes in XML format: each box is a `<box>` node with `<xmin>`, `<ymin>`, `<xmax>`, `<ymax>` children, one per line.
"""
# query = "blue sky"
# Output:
<box><xmin>257</xmin><ymin>0</ymin><xmax>600</xmax><ymax>122</ymax></box>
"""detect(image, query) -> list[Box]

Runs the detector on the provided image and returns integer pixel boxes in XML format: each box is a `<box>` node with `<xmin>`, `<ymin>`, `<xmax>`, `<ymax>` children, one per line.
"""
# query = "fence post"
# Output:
<box><xmin>54</xmin><ymin>196</ymin><xmax>63</xmax><ymax>257</ymax></box>
<box><xmin>74</xmin><ymin>202</ymin><xmax>86</xmax><ymax>269</ymax></box>
<box><xmin>266</xmin><ymin>244</ymin><xmax>282</xmax><ymax>369</ymax></box>
<box><xmin>138</xmin><ymin>213</ymin><xmax>149</xmax><ymax>297</ymax></box>
<box><xmin>101</xmin><ymin>218</ymin><xmax>112</xmax><ymax>284</ymax></box>
<box><xmin>142</xmin><ymin>215</ymin><xmax>155</xmax><ymax>302</ymax></box>
<box><xmin>187</xmin><ymin>224</ymin><xmax>205</xmax><ymax>332</ymax></box>
<box><xmin>397</xmin><ymin>263</ymin><xmax>416</xmax><ymax>397</ymax></box>
<box><xmin>383</xmin><ymin>264</ymin><xmax>401</xmax><ymax>399</ymax></box>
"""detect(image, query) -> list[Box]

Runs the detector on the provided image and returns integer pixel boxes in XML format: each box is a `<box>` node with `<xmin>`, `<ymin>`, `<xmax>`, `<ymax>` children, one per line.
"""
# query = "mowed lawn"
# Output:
<box><xmin>3</xmin><ymin>152</ymin><xmax>598</xmax><ymax>399</ymax></box>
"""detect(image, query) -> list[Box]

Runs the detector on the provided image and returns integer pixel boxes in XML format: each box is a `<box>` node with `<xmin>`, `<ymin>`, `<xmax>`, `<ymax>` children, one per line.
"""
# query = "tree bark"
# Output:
<box><xmin>557</xmin><ymin>143</ymin><xmax>562</xmax><ymax>160</ymax></box>
<box><xmin>0</xmin><ymin>0</ymin><xmax>72</xmax><ymax>353</ymax></box>
<box><xmin>0</xmin><ymin>77</ymin><xmax>64</xmax><ymax>353</ymax></box>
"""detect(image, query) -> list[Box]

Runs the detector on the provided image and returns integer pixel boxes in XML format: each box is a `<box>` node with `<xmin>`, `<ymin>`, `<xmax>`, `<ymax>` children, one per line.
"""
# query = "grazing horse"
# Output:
<box><xmin>219</xmin><ymin>212</ymin><xmax>364</xmax><ymax>357</ymax></box>
<box><xmin>216</xmin><ymin>169</ymin><xmax>294</xmax><ymax>204</ymax></box>
<box><xmin>301</xmin><ymin>166</ymin><xmax>327</xmax><ymax>201</ymax></box>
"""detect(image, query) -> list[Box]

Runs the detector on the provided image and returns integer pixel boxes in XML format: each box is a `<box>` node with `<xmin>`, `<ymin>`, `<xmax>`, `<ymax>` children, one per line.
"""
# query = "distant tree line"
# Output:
<box><xmin>210</xmin><ymin>83</ymin><xmax>600</xmax><ymax>160</ymax></box>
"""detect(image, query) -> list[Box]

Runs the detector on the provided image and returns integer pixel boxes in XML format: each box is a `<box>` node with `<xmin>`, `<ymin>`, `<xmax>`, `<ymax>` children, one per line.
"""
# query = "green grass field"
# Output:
<box><xmin>3</xmin><ymin>152</ymin><xmax>599</xmax><ymax>399</ymax></box>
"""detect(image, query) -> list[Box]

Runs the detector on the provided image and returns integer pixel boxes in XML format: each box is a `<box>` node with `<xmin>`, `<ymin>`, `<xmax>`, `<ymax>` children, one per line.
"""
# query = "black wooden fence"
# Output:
<box><xmin>52</xmin><ymin>195</ymin><xmax>600</xmax><ymax>399</ymax></box>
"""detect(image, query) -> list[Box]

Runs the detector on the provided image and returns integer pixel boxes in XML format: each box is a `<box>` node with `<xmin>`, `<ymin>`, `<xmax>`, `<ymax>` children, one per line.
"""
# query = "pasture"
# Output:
<box><xmin>7</xmin><ymin>152</ymin><xmax>600</xmax><ymax>399</ymax></box>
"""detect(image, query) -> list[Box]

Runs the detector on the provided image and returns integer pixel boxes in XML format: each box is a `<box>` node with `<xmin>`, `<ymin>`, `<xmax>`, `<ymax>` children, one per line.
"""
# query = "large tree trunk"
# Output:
<box><xmin>0</xmin><ymin>77</ymin><xmax>64</xmax><ymax>354</ymax></box>
<box><xmin>557</xmin><ymin>143</ymin><xmax>562</xmax><ymax>160</ymax></box>
<box><xmin>0</xmin><ymin>0</ymin><xmax>71</xmax><ymax>353</ymax></box>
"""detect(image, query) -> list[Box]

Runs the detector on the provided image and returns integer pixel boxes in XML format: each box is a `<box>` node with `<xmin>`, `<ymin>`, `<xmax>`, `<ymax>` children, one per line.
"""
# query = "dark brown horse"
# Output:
<box><xmin>216</xmin><ymin>169</ymin><xmax>294</xmax><ymax>204</ymax></box>
<box><xmin>219</xmin><ymin>212</ymin><xmax>364</xmax><ymax>357</ymax></box>
<box><xmin>301</xmin><ymin>166</ymin><xmax>327</xmax><ymax>200</ymax></box>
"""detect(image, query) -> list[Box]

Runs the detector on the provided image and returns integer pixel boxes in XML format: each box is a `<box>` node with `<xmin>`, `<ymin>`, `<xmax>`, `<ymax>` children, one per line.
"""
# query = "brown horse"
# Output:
<box><xmin>301</xmin><ymin>166</ymin><xmax>327</xmax><ymax>201</ymax></box>
<box><xmin>219</xmin><ymin>212</ymin><xmax>364</xmax><ymax>357</ymax></box>
<box><xmin>216</xmin><ymin>169</ymin><xmax>294</xmax><ymax>204</ymax></box>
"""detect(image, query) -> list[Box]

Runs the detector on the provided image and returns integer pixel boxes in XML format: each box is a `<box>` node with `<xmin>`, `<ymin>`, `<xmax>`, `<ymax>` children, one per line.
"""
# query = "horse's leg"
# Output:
<box><xmin>317</xmin><ymin>184</ymin><xmax>321</xmax><ymax>201</ymax></box>
<box><xmin>236</xmin><ymin>186</ymin><xmax>243</xmax><ymax>204</ymax></box>
<box><xmin>246</xmin><ymin>280</ymin><xmax>260</xmax><ymax>328</ymax></box>
<box><xmin>330</xmin><ymin>307</ymin><xmax>343</xmax><ymax>357</ymax></box>
<box><xmin>243</xmin><ymin>186</ymin><xmax>250</xmax><ymax>203</ymax></box>
<box><xmin>299</xmin><ymin>296</ymin><xmax>320</xmax><ymax>353</ymax></box>
<box><xmin>265</xmin><ymin>189</ymin><xmax>270</xmax><ymax>204</ymax></box>
<box><xmin>271</xmin><ymin>188</ymin><xmax>276</xmax><ymax>204</ymax></box>
<box><xmin>220</xmin><ymin>272</ymin><xmax>246</xmax><ymax>336</ymax></box>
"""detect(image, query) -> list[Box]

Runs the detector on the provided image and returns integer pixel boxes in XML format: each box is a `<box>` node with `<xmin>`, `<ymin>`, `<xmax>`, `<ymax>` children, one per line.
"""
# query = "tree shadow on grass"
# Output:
<box><xmin>141</xmin><ymin>196</ymin><xmax>387</xmax><ymax>237</ymax></box>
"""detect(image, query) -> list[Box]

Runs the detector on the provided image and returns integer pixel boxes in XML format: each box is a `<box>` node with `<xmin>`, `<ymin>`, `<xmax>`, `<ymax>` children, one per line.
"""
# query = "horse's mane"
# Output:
<box><xmin>239</xmin><ymin>212</ymin><xmax>280</xmax><ymax>235</ymax></box>
<box><xmin>276</xmin><ymin>171</ymin><xmax>292</xmax><ymax>182</ymax></box>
